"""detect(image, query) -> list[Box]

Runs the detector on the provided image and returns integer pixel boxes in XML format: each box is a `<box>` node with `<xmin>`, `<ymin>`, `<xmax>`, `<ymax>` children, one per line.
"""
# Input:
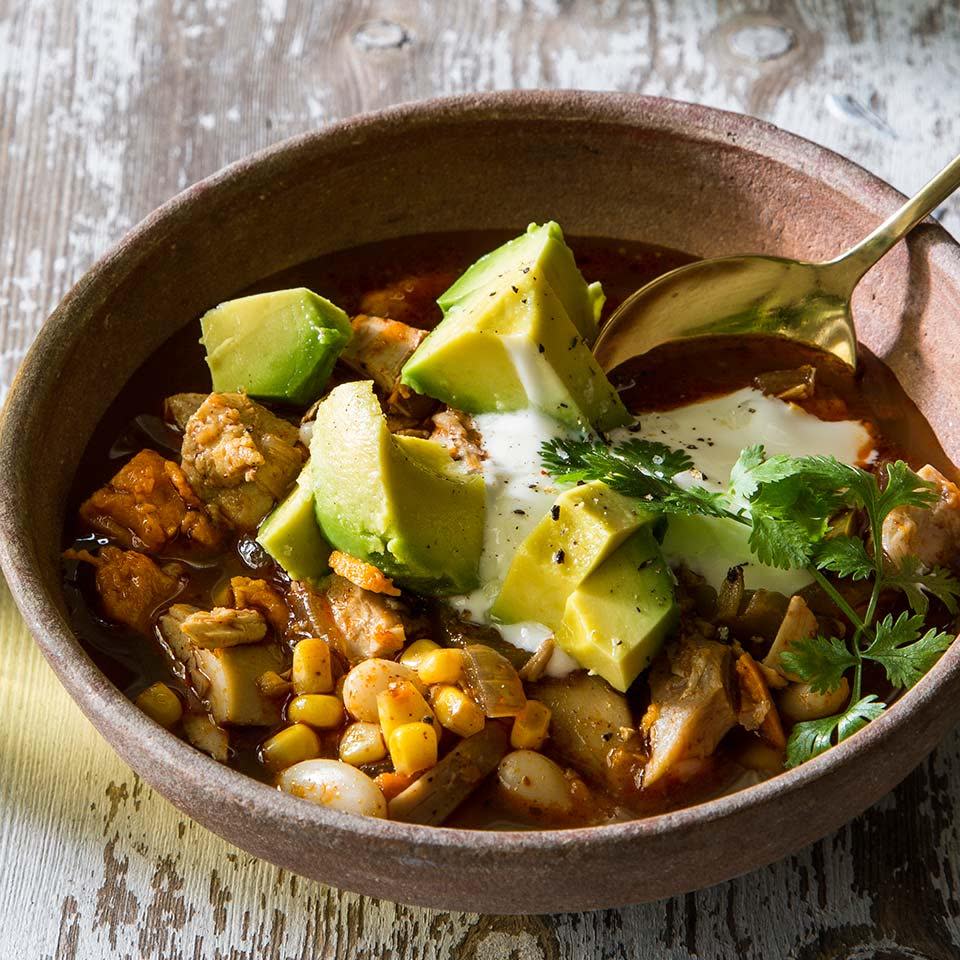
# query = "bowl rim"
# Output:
<box><xmin>2</xmin><ymin>88</ymin><xmax>959</xmax><ymax>860</ymax></box>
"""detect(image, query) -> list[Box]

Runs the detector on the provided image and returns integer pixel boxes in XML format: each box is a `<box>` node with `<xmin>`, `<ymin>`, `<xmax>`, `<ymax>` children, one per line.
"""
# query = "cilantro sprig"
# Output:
<box><xmin>541</xmin><ymin>436</ymin><xmax>960</xmax><ymax>766</ymax></box>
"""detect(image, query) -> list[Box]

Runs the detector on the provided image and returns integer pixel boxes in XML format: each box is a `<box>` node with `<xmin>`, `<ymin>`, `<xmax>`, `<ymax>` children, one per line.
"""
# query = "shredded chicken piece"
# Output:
<box><xmin>882</xmin><ymin>464</ymin><xmax>960</xmax><ymax>571</ymax></box>
<box><xmin>328</xmin><ymin>550</ymin><xmax>401</xmax><ymax>596</ymax></box>
<box><xmin>644</xmin><ymin>639</ymin><xmax>737</xmax><ymax>787</ymax></box>
<box><xmin>429</xmin><ymin>408</ymin><xmax>486</xmax><ymax>472</ymax></box>
<box><xmin>286</xmin><ymin>575</ymin><xmax>406</xmax><ymax>662</ymax></box>
<box><xmin>339</xmin><ymin>314</ymin><xmax>436</xmax><ymax>417</ymax></box>
<box><xmin>180</xmin><ymin>392</ymin><xmax>303</xmax><ymax>531</ymax></box>
<box><xmin>736</xmin><ymin>652</ymin><xmax>786</xmax><ymax>750</ymax></box>
<box><xmin>79</xmin><ymin>448</ymin><xmax>221</xmax><ymax>552</ymax></box>
<box><xmin>229</xmin><ymin>576</ymin><xmax>289</xmax><ymax>632</ymax></box>
<box><xmin>163</xmin><ymin>393</ymin><xmax>207</xmax><ymax>431</ymax></box>
<box><xmin>763</xmin><ymin>595</ymin><xmax>818</xmax><ymax>681</ymax></box>
<box><xmin>66</xmin><ymin>546</ymin><xmax>183</xmax><ymax>634</ymax></box>
<box><xmin>179</xmin><ymin>606</ymin><xmax>267</xmax><ymax>648</ymax></box>
<box><xmin>341</xmin><ymin>315</ymin><xmax>427</xmax><ymax>392</ymax></box>
<box><xmin>357</xmin><ymin>272</ymin><xmax>453</xmax><ymax>329</ymax></box>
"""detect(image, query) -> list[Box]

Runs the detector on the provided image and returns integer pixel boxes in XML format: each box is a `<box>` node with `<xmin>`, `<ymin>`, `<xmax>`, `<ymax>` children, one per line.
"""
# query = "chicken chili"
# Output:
<box><xmin>63</xmin><ymin>225</ymin><xmax>960</xmax><ymax>829</ymax></box>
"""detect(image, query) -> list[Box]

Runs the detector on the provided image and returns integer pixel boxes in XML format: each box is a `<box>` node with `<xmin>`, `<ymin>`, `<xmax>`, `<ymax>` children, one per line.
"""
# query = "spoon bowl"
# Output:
<box><xmin>593</xmin><ymin>253</ymin><xmax>857</xmax><ymax>373</ymax></box>
<box><xmin>595</xmin><ymin>151</ymin><xmax>960</xmax><ymax>374</ymax></box>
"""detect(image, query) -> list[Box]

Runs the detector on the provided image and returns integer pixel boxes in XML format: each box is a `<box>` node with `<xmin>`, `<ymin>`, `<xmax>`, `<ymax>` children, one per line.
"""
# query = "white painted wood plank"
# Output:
<box><xmin>1</xmin><ymin>1</ymin><xmax>959</xmax><ymax>956</ymax></box>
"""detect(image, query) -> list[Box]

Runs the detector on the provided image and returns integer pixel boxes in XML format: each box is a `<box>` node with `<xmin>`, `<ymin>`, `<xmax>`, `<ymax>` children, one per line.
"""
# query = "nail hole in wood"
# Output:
<box><xmin>353</xmin><ymin>19</ymin><xmax>411</xmax><ymax>51</ymax></box>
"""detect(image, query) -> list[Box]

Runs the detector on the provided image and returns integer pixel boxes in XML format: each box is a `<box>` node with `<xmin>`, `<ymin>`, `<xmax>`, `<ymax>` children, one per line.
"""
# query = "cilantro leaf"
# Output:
<box><xmin>862</xmin><ymin>611</ymin><xmax>954</xmax><ymax>688</ymax></box>
<box><xmin>813</xmin><ymin>536</ymin><xmax>873</xmax><ymax>580</ymax></box>
<box><xmin>779</xmin><ymin>634</ymin><xmax>857</xmax><ymax>694</ymax></box>
<box><xmin>539</xmin><ymin>437</ymin><xmax>736</xmax><ymax>522</ymax></box>
<box><xmin>613</xmin><ymin>438</ymin><xmax>693</xmax><ymax>480</ymax></box>
<box><xmin>875</xmin><ymin>461</ymin><xmax>939</xmax><ymax>522</ymax></box>
<box><xmin>728</xmin><ymin>445</ymin><xmax>800</xmax><ymax>500</ymax></box>
<box><xmin>882</xmin><ymin>556</ymin><xmax>960</xmax><ymax>616</ymax></box>
<box><xmin>747</xmin><ymin>514</ymin><xmax>816</xmax><ymax>570</ymax></box>
<box><xmin>785</xmin><ymin>695</ymin><xmax>886</xmax><ymax>767</ymax></box>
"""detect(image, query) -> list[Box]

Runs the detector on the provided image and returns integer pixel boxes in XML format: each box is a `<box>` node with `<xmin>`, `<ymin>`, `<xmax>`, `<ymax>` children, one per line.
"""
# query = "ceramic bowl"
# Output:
<box><xmin>2</xmin><ymin>92</ymin><xmax>959</xmax><ymax>914</ymax></box>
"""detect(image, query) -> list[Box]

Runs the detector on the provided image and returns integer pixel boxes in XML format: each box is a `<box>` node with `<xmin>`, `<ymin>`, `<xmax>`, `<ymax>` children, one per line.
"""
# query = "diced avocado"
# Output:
<box><xmin>201</xmin><ymin>288</ymin><xmax>352</xmax><ymax>405</ymax></box>
<box><xmin>438</xmin><ymin>222</ymin><xmax>604</xmax><ymax>342</ymax></box>
<box><xmin>256</xmin><ymin>471</ymin><xmax>331</xmax><ymax>581</ymax></box>
<box><xmin>491</xmin><ymin>480</ymin><xmax>650</xmax><ymax>629</ymax></box>
<box><xmin>555</xmin><ymin>529</ymin><xmax>678</xmax><ymax>692</ymax></box>
<box><xmin>309</xmin><ymin>381</ymin><xmax>485</xmax><ymax>594</ymax></box>
<box><xmin>400</xmin><ymin>226</ymin><xmax>629</xmax><ymax>431</ymax></box>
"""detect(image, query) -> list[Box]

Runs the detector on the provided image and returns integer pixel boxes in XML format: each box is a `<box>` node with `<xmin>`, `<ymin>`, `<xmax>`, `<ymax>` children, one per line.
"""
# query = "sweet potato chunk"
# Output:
<box><xmin>328</xmin><ymin>551</ymin><xmax>400</xmax><ymax>596</ymax></box>
<box><xmin>79</xmin><ymin>449</ymin><xmax>221</xmax><ymax>552</ymax></box>
<box><xmin>68</xmin><ymin>546</ymin><xmax>184</xmax><ymax>633</ymax></box>
<box><xmin>180</xmin><ymin>392</ymin><xmax>303</xmax><ymax>531</ymax></box>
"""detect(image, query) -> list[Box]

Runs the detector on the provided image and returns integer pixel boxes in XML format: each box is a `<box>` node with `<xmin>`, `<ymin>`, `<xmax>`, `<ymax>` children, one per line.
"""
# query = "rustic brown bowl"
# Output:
<box><xmin>2</xmin><ymin>92</ymin><xmax>959</xmax><ymax>915</ymax></box>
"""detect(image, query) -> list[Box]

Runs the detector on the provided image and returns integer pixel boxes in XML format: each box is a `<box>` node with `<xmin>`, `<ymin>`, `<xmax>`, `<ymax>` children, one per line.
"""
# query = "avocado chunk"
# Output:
<box><xmin>310</xmin><ymin>380</ymin><xmax>485</xmax><ymax>594</ymax></box>
<box><xmin>438</xmin><ymin>222</ymin><xmax>603</xmax><ymax>341</ymax></box>
<box><xmin>201</xmin><ymin>288</ymin><xmax>352</xmax><ymax>405</ymax></box>
<box><xmin>400</xmin><ymin>224</ymin><xmax>629</xmax><ymax>431</ymax></box>
<box><xmin>491</xmin><ymin>480</ymin><xmax>650</xmax><ymax>629</ymax></box>
<box><xmin>256</xmin><ymin>470</ymin><xmax>331</xmax><ymax>581</ymax></box>
<box><xmin>555</xmin><ymin>529</ymin><xmax>678</xmax><ymax>692</ymax></box>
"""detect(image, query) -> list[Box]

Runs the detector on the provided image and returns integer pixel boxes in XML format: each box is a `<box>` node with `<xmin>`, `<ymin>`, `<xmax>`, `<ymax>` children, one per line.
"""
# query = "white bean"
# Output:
<box><xmin>341</xmin><ymin>659</ymin><xmax>422</xmax><ymax>722</ymax></box>
<box><xmin>497</xmin><ymin>750</ymin><xmax>573</xmax><ymax>816</ymax></box>
<box><xmin>278</xmin><ymin>759</ymin><xmax>387</xmax><ymax>818</ymax></box>
<box><xmin>778</xmin><ymin>677</ymin><xmax>850</xmax><ymax>722</ymax></box>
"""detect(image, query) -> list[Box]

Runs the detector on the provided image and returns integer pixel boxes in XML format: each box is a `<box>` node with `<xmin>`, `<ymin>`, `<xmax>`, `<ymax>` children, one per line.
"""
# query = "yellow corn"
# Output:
<box><xmin>339</xmin><ymin>722</ymin><xmax>387</xmax><ymax>766</ymax></box>
<box><xmin>287</xmin><ymin>694</ymin><xmax>344</xmax><ymax>730</ymax></box>
<box><xmin>260</xmin><ymin>723</ymin><xmax>320</xmax><ymax>772</ymax></box>
<box><xmin>388</xmin><ymin>722</ymin><xmax>438</xmax><ymax>776</ymax></box>
<box><xmin>135</xmin><ymin>682</ymin><xmax>183</xmax><ymax>730</ymax></box>
<box><xmin>377</xmin><ymin>680</ymin><xmax>438</xmax><ymax>740</ymax></box>
<box><xmin>292</xmin><ymin>638</ymin><xmax>333</xmax><ymax>694</ymax></box>
<box><xmin>417</xmin><ymin>648</ymin><xmax>464</xmax><ymax>685</ymax></box>
<box><xmin>431</xmin><ymin>684</ymin><xmax>485</xmax><ymax>738</ymax></box>
<box><xmin>399</xmin><ymin>638</ymin><xmax>440</xmax><ymax>670</ymax></box>
<box><xmin>510</xmin><ymin>699</ymin><xmax>552</xmax><ymax>750</ymax></box>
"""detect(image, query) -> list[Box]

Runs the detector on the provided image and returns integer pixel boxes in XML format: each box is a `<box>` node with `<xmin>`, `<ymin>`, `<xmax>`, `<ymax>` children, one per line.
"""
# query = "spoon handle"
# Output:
<box><xmin>827</xmin><ymin>151</ymin><xmax>960</xmax><ymax>288</ymax></box>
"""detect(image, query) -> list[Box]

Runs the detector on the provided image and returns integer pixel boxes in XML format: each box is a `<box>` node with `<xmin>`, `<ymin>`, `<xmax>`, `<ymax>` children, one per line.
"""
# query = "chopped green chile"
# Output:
<box><xmin>462</xmin><ymin>644</ymin><xmax>527</xmax><ymax>718</ymax></box>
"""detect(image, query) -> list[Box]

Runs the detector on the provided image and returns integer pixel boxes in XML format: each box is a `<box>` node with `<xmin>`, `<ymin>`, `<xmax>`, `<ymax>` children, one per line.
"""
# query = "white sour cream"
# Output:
<box><xmin>608</xmin><ymin>387</ymin><xmax>874</xmax><ymax>592</ymax></box>
<box><xmin>450</xmin><ymin>407</ymin><xmax>581</xmax><ymax>676</ymax></box>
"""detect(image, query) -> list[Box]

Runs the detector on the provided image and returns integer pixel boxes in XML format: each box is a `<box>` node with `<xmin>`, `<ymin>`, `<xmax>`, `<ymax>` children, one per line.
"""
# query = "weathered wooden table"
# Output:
<box><xmin>2</xmin><ymin>2</ymin><xmax>959</xmax><ymax>956</ymax></box>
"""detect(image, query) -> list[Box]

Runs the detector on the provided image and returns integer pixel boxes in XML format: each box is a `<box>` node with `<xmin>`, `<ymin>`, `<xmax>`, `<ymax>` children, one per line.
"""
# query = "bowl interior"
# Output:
<box><xmin>3</xmin><ymin>93</ymin><xmax>960</xmax><ymax>912</ymax></box>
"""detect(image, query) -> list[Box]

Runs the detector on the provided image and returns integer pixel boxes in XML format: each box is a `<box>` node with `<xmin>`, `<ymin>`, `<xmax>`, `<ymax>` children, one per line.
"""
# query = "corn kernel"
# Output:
<box><xmin>339</xmin><ymin>722</ymin><xmax>387</xmax><ymax>766</ymax></box>
<box><xmin>135</xmin><ymin>682</ymin><xmax>183</xmax><ymax>730</ymax></box>
<box><xmin>417</xmin><ymin>648</ymin><xmax>463</xmax><ymax>685</ymax></box>
<box><xmin>399</xmin><ymin>638</ymin><xmax>440</xmax><ymax>670</ymax></box>
<box><xmin>510</xmin><ymin>699</ymin><xmax>552</xmax><ymax>750</ymax></box>
<box><xmin>260</xmin><ymin>723</ymin><xmax>320</xmax><ymax>772</ymax></box>
<box><xmin>431</xmin><ymin>684</ymin><xmax>485</xmax><ymax>738</ymax></box>
<box><xmin>377</xmin><ymin>680</ymin><xmax>439</xmax><ymax>739</ymax></box>
<box><xmin>388</xmin><ymin>722</ymin><xmax>438</xmax><ymax>776</ymax></box>
<box><xmin>292</xmin><ymin>638</ymin><xmax>333</xmax><ymax>694</ymax></box>
<box><xmin>288</xmin><ymin>694</ymin><xmax>344</xmax><ymax>730</ymax></box>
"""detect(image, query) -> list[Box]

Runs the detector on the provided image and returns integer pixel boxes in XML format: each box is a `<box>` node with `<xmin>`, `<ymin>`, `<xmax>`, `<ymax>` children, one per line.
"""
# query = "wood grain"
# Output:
<box><xmin>1</xmin><ymin>0</ymin><xmax>959</xmax><ymax>956</ymax></box>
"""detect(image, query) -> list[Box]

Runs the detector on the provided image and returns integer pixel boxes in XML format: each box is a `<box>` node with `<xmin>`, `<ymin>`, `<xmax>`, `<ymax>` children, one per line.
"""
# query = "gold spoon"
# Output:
<box><xmin>594</xmin><ymin>152</ymin><xmax>960</xmax><ymax>373</ymax></box>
